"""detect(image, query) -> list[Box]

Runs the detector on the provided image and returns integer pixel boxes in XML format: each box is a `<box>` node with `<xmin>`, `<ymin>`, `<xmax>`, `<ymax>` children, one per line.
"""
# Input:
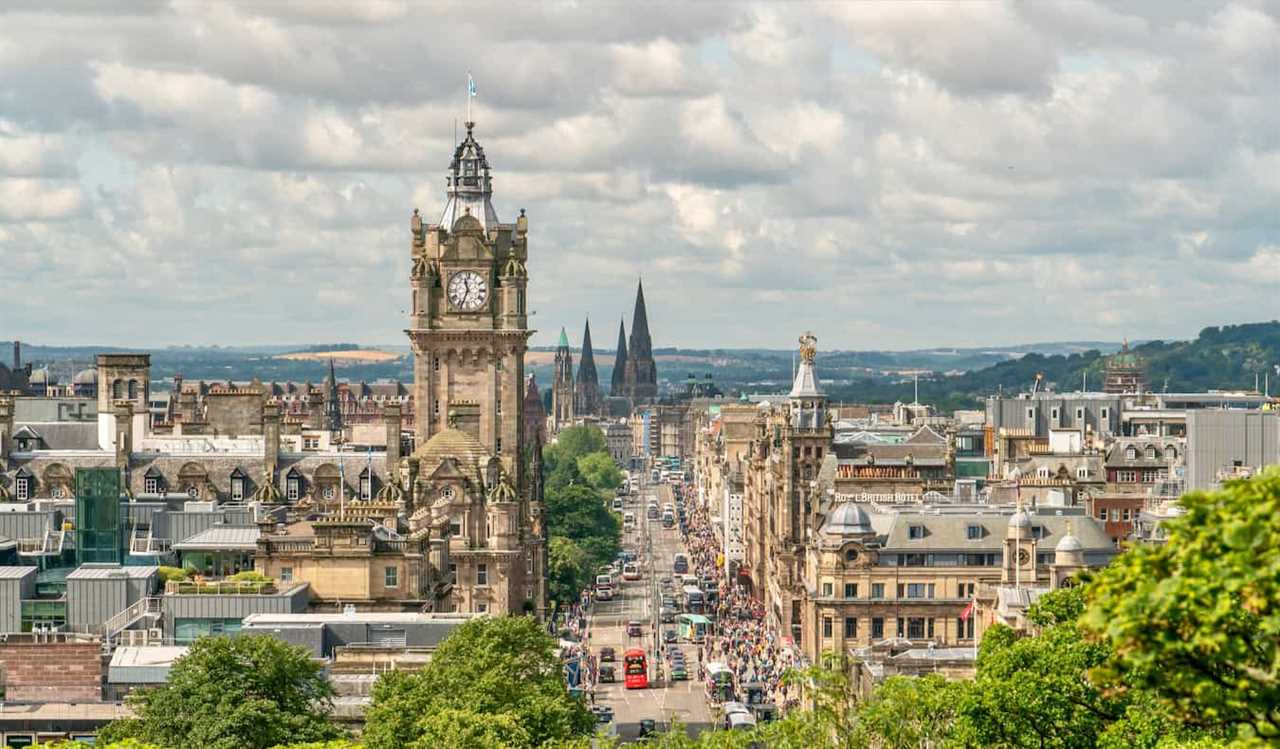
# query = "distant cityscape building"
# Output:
<box><xmin>551</xmin><ymin>327</ymin><xmax>575</xmax><ymax>433</ymax></box>
<box><xmin>1103</xmin><ymin>340</ymin><xmax>1148</xmax><ymax>394</ymax></box>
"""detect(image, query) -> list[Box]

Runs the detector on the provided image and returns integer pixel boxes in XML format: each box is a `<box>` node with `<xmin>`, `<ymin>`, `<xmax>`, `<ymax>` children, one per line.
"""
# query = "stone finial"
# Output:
<box><xmin>798</xmin><ymin>332</ymin><xmax>817</xmax><ymax>364</ymax></box>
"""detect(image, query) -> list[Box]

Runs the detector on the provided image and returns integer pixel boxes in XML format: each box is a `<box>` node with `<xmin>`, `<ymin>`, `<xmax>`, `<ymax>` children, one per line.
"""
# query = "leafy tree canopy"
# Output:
<box><xmin>97</xmin><ymin>635</ymin><xmax>344</xmax><ymax>749</ymax></box>
<box><xmin>577</xmin><ymin>451</ymin><xmax>622</xmax><ymax>491</ymax></box>
<box><xmin>1083</xmin><ymin>468</ymin><xmax>1280</xmax><ymax>742</ymax></box>
<box><xmin>362</xmin><ymin>617</ymin><xmax>594</xmax><ymax>749</ymax></box>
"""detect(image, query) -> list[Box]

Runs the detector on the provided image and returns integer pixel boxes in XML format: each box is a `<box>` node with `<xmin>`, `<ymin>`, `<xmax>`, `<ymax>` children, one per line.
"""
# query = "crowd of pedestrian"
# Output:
<box><xmin>680</xmin><ymin>489</ymin><xmax>800</xmax><ymax>710</ymax></box>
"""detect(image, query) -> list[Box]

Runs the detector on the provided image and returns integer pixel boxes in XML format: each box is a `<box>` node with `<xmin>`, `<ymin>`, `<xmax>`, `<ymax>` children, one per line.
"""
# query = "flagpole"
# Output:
<box><xmin>466</xmin><ymin>71</ymin><xmax>472</xmax><ymax>123</ymax></box>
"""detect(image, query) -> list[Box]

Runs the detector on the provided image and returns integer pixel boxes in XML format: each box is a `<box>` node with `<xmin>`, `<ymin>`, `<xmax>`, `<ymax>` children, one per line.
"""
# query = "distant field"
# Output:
<box><xmin>277</xmin><ymin>350</ymin><xmax>403</xmax><ymax>363</ymax></box>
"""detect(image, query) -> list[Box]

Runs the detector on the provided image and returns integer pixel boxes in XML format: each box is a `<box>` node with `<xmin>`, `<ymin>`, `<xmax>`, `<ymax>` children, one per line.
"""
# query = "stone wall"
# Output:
<box><xmin>0</xmin><ymin>634</ymin><xmax>103</xmax><ymax>702</ymax></box>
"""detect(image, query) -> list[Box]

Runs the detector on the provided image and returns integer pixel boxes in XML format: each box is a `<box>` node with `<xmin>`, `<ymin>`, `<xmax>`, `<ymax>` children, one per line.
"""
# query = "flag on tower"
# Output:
<box><xmin>959</xmin><ymin>597</ymin><xmax>976</xmax><ymax>622</ymax></box>
<box><xmin>467</xmin><ymin>73</ymin><xmax>477</xmax><ymax>97</ymax></box>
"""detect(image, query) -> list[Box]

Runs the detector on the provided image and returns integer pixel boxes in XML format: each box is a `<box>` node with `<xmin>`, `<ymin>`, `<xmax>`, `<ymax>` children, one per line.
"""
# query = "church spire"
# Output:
<box><xmin>575</xmin><ymin>318</ymin><xmax>601</xmax><ymax>416</ymax></box>
<box><xmin>611</xmin><ymin>318</ymin><xmax>628</xmax><ymax>397</ymax></box>
<box><xmin>623</xmin><ymin>279</ymin><xmax>658</xmax><ymax>402</ymax></box>
<box><xmin>325</xmin><ymin>358</ymin><xmax>343</xmax><ymax>439</ymax></box>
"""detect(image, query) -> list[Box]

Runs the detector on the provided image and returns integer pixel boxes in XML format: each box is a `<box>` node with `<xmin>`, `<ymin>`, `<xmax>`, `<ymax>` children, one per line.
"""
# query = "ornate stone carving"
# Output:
<box><xmin>798</xmin><ymin>332</ymin><xmax>817</xmax><ymax>364</ymax></box>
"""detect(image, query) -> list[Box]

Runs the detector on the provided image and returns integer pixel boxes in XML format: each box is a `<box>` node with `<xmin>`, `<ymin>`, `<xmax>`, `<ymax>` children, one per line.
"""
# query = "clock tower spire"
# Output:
<box><xmin>404</xmin><ymin>122</ymin><xmax>543</xmax><ymax>617</ymax></box>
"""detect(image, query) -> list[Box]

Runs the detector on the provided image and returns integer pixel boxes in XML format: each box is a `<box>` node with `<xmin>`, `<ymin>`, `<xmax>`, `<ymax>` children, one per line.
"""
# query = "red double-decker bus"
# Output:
<box><xmin>623</xmin><ymin>648</ymin><xmax>648</xmax><ymax>689</ymax></box>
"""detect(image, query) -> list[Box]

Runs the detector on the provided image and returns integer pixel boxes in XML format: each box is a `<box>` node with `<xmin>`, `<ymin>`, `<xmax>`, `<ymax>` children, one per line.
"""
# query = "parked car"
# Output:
<box><xmin>600</xmin><ymin>646</ymin><xmax>616</xmax><ymax>662</ymax></box>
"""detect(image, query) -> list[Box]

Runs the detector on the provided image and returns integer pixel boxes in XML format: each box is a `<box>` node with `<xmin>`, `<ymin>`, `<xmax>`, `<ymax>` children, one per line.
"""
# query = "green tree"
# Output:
<box><xmin>577</xmin><ymin>451</ymin><xmax>622</xmax><ymax>491</ymax></box>
<box><xmin>98</xmin><ymin>635</ymin><xmax>344</xmax><ymax>749</ymax></box>
<box><xmin>547</xmin><ymin>535</ymin><xmax>590</xmax><ymax>608</ymax></box>
<box><xmin>850</xmin><ymin>674</ymin><xmax>968</xmax><ymax>749</ymax></box>
<box><xmin>954</xmin><ymin>587</ymin><xmax>1121</xmax><ymax>748</ymax></box>
<box><xmin>363</xmin><ymin>617</ymin><xmax>594</xmax><ymax>749</ymax></box>
<box><xmin>414</xmin><ymin>707</ymin><xmax>532</xmax><ymax>748</ymax></box>
<box><xmin>1083</xmin><ymin>469</ymin><xmax>1280</xmax><ymax>742</ymax></box>
<box><xmin>555</xmin><ymin>426</ymin><xmax>607</xmax><ymax>460</ymax></box>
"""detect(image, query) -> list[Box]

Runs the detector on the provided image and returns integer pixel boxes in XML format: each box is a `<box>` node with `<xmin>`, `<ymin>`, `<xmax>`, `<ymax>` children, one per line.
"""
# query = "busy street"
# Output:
<box><xmin>552</xmin><ymin>467</ymin><xmax>796</xmax><ymax>741</ymax></box>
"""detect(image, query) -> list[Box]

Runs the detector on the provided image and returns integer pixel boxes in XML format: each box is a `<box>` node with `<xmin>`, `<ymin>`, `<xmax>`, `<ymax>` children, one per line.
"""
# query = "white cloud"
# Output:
<box><xmin>0</xmin><ymin>2</ymin><xmax>1274</xmax><ymax>349</ymax></box>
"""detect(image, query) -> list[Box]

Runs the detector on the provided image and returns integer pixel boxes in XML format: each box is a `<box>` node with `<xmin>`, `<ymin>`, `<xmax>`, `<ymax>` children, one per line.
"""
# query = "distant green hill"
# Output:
<box><xmin>826</xmin><ymin>321</ymin><xmax>1280</xmax><ymax>409</ymax></box>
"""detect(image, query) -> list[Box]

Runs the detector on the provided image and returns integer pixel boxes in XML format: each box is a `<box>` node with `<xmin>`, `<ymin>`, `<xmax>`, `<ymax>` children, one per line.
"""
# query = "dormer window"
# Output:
<box><xmin>286</xmin><ymin>471</ymin><xmax>302</xmax><ymax>502</ymax></box>
<box><xmin>360</xmin><ymin>472</ymin><xmax>372</xmax><ymax>501</ymax></box>
<box><xmin>908</xmin><ymin>525</ymin><xmax>926</xmax><ymax>540</ymax></box>
<box><xmin>966</xmin><ymin>524</ymin><xmax>983</xmax><ymax>540</ymax></box>
<box><xmin>1125</xmin><ymin>446</ymin><xmax>1138</xmax><ymax>460</ymax></box>
<box><xmin>230</xmin><ymin>470</ymin><xmax>246</xmax><ymax>501</ymax></box>
<box><xmin>1037</xmin><ymin>466</ymin><xmax>1051</xmax><ymax>479</ymax></box>
<box><xmin>1145</xmin><ymin>446</ymin><xmax>1158</xmax><ymax>460</ymax></box>
<box><xmin>16</xmin><ymin>438</ymin><xmax>29</xmax><ymax>451</ymax></box>
<box><xmin>14</xmin><ymin>474</ymin><xmax>32</xmax><ymax>501</ymax></box>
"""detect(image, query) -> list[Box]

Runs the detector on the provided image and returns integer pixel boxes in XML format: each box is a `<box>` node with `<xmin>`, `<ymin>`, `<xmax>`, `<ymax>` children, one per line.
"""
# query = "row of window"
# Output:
<box><xmin>1122</xmin><ymin>445</ymin><xmax>1178</xmax><ymax>461</ymax></box>
<box><xmin>1097</xmin><ymin>507</ymin><xmax>1138</xmax><ymax>523</ymax></box>
<box><xmin>819</xmin><ymin>581</ymin><xmax>980</xmax><ymax>600</ymax></box>
<box><xmin>820</xmin><ymin>615</ymin><xmax>976</xmax><ymax>641</ymax></box>
<box><xmin>1034</xmin><ymin>406</ymin><xmax>1110</xmax><ymax>422</ymax></box>
<box><xmin>1112</xmin><ymin>469</ymin><xmax>1167</xmax><ymax>483</ymax></box>
<box><xmin>139</xmin><ymin>472</ymin><xmax>379</xmax><ymax>502</ymax></box>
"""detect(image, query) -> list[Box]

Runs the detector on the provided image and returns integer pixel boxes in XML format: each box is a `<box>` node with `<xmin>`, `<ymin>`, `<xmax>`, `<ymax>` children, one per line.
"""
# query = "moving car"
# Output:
<box><xmin>670</xmin><ymin>661</ymin><xmax>689</xmax><ymax>680</ymax></box>
<box><xmin>662</xmin><ymin>628</ymin><xmax>677</xmax><ymax>644</ymax></box>
<box><xmin>599</xmin><ymin>664</ymin><xmax>616</xmax><ymax>683</ymax></box>
<box><xmin>627</xmin><ymin>620</ymin><xmax>644</xmax><ymax>637</ymax></box>
<box><xmin>600</xmin><ymin>646</ymin><xmax>616</xmax><ymax>662</ymax></box>
<box><xmin>622</xmin><ymin>562</ymin><xmax>641</xmax><ymax>581</ymax></box>
<box><xmin>660</xmin><ymin>605</ymin><xmax>676</xmax><ymax>623</ymax></box>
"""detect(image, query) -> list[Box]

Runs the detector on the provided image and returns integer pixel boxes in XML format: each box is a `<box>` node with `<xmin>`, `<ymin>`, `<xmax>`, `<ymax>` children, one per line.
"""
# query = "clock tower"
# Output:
<box><xmin>405</xmin><ymin>120</ymin><xmax>544</xmax><ymax>616</ymax></box>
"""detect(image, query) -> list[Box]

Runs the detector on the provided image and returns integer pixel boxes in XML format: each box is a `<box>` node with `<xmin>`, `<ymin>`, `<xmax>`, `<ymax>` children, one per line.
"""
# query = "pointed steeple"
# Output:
<box><xmin>558</xmin><ymin>327</ymin><xmax>569</xmax><ymax>348</ymax></box>
<box><xmin>325</xmin><ymin>358</ymin><xmax>343</xmax><ymax>438</ymax></box>
<box><xmin>623</xmin><ymin>279</ymin><xmax>658</xmax><ymax>402</ymax></box>
<box><xmin>629</xmin><ymin>279</ymin><xmax>653</xmax><ymax>360</ymax></box>
<box><xmin>575</xmin><ymin>318</ymin><xmax>601</xmax><ymax>416</ymax></box>
<box><xmin>611</xmin><ymin>318</ymin><xmax>628</xmax><ymax>397</ymax></box>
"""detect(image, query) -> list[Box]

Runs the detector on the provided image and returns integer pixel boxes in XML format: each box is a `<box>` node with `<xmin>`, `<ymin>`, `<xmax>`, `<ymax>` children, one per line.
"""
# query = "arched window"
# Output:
<box><xmin>112</xmin><ymin>380</ymin><xmax>124</xmax><ymax>400</ymax></box>
<box><xmin>127</xmin><ymin>380</ymin><xmax>139</xmax><ymax>400</ymax></box>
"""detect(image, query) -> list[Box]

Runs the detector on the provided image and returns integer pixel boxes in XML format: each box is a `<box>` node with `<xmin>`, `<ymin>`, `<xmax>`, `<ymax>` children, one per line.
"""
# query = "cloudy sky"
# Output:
<box><xmin>1</xmin><ymin>1</ymin><xmax>1276</xmax><ymax>351</ymax></box>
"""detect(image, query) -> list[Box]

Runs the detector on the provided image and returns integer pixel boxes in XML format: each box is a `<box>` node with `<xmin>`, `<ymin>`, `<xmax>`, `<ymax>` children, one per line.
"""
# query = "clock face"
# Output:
<box><xmin>1017</xmin><ymin>548</ymin><xmax>1031</xmax><ymax>566</ymax></box>
<box><xmin>448</xmin><ymin>271</ymin><xmax>488</xmax><ymax>311</ymax></box>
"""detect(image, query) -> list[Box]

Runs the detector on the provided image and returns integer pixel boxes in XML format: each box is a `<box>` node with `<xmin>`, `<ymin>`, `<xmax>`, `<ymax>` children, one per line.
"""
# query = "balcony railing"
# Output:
<box><xmin>165</xmin><ymin>579</ymin><xmax>280</xmax><ymax>596</ymax></box>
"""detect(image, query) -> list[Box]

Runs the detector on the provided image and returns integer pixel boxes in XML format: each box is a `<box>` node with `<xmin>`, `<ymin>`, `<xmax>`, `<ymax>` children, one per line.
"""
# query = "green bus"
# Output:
<box><xmin>677</xmin><ymin>613</ymin><xmax>712</xmax><ymax>643</ymax></box>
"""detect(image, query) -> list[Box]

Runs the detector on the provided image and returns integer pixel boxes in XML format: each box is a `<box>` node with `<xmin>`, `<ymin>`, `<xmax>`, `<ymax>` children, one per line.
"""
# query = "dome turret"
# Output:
<box><xmin>822</xmin><ymin>502</ymin><xmax>872</xmax><ymax>537</ymax></box>
<box><xmin>439</xmin><ymin>121</ymin><xmax>499</xmax><ymax>231</ymax></box>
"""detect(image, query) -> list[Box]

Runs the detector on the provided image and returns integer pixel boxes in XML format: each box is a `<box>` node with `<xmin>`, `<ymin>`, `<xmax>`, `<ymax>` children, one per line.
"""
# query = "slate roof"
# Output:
<box><xmin>12</xmin><ymin>422</ymin><xmax>100</xmax><ymax>451</ymax></box>
<box><xmin>173</xmin><ymin>524</ymin><xmax>261</xmax><ymax>551</ymax></box>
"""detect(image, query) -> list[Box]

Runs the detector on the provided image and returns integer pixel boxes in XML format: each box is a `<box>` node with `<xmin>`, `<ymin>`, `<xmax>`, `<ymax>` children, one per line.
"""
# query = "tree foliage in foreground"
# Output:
<box><xmin>97</xmin><ymin>635</ymin><xmax>344</xmax><ymax>749</ymax></box>
<box><xmin>1083</xmin><ymin>468</ymin><xmax>1280</xmax><ymax>742</ymax></box>
<box><xmin>362</xmin><ymin>616</ymin><xmax>594</xmax><ymax>749</ymax></box>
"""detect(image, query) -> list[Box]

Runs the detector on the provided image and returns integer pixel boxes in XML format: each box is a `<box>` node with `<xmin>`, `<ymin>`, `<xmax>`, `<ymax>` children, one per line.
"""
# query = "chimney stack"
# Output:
<box><xmin>114</xmin><ymin>401</ymin><xmax>133</xmax><ymax>469</ymax></box>
<box><xmin>384</xmin><ymin>403</ymin><xmax>403</xmax><ymax>471</ymax></box>
<box><xmin>0</xmin><ymin>395</ymin><xmax>14</xmax><ymax>465</ymax></box>
<box><xmin>262</xmin><ymin>402</ymin><xmax>281</xmax><ymax>479</ymax></box>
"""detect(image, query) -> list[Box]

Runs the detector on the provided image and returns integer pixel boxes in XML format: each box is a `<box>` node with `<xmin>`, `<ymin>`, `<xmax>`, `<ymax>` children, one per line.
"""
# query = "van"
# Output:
<box><xmin>596</xmin><ymin>574</ymin><xmax>613</xmax><ymax>591</ymax></box>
